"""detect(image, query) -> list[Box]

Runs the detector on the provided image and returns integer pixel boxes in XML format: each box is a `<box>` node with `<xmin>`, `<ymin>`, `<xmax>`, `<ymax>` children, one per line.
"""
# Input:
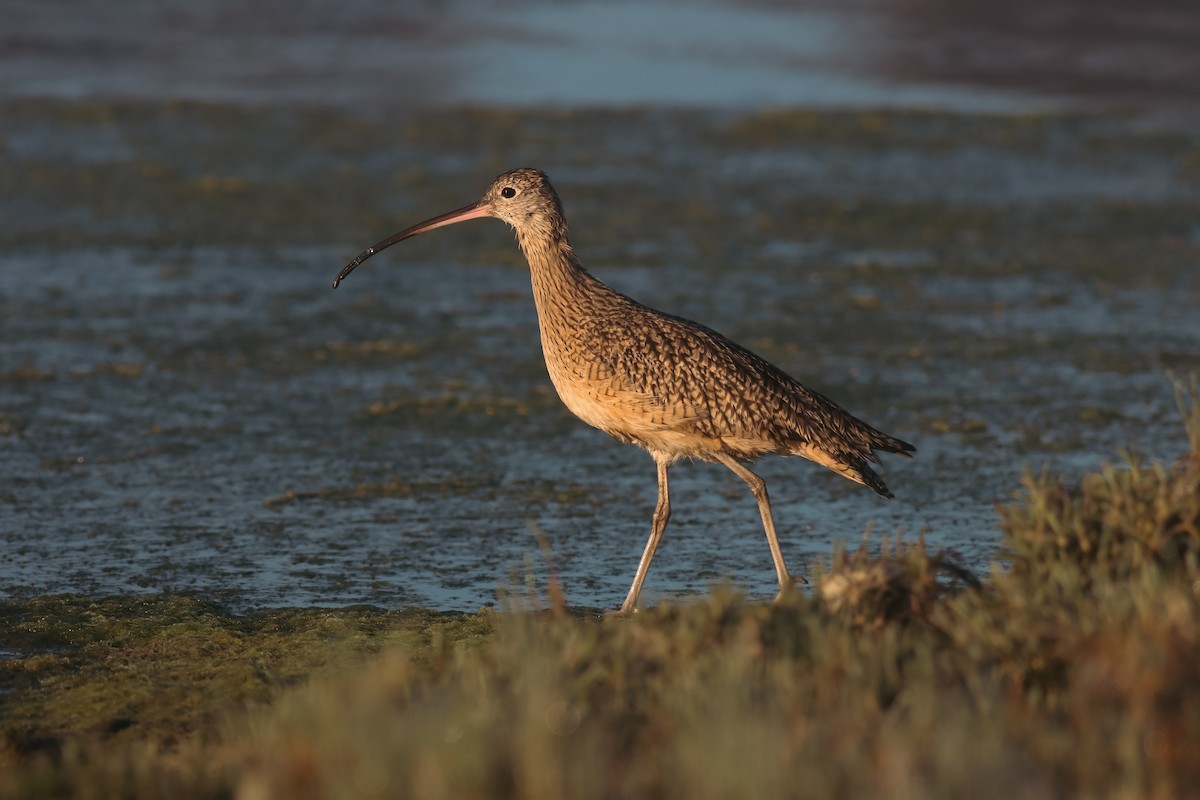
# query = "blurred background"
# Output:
<box><xmin>4</xmin><ymin>0</ymin><xmax>1199</xmax><ymax>112</ymax></box>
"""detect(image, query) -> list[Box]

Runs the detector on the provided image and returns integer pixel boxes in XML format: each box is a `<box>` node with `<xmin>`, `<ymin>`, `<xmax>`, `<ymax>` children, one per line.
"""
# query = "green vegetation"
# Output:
<box><xmin>3</xmin><ymin>391</ymin><xmax>1198</xmax><ymax>799</ymax></box>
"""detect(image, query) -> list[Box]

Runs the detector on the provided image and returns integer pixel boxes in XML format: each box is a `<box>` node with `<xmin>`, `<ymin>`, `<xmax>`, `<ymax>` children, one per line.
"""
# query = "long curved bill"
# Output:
<box><xmin>332</xmin><ymin>200</ymin><xmax>493</xmax><ymax>288</ymax></box>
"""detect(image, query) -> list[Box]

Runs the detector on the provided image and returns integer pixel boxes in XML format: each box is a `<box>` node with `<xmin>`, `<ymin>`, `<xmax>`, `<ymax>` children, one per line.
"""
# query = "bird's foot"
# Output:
<box><xmin>773</xmin><ymin>575</ymin><xmax>808</xmax><ymax>605</ymax></box>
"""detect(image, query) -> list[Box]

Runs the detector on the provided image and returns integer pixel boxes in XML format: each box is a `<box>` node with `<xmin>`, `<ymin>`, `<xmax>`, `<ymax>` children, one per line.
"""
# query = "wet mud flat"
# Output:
<box><xmin>2</xmin><ymin>100</ymin><xmax>1199</xmax><ymax>615</ymax></box>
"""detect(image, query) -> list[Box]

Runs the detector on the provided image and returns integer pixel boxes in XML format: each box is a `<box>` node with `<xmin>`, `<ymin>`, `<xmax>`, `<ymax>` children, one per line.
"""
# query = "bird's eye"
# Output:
<box><xmin>501</xmin><ymin>187</ymin><xmax>516</xmax><ymax>198</ymax></box>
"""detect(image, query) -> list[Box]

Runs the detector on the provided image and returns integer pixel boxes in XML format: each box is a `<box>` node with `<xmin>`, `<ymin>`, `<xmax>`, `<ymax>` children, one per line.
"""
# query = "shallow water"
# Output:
<box><xmin>2</xmin><ymin>102</ymin><xmax>1198</xmax><ymax>611</ymax></box>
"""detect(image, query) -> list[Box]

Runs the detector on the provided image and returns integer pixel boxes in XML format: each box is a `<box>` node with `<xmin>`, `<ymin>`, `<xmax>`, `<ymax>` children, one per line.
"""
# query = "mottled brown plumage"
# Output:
<box><xmin>334</xmin><ymin>167</ymin><xmax>915</xmax><ymax>614</ymax></box>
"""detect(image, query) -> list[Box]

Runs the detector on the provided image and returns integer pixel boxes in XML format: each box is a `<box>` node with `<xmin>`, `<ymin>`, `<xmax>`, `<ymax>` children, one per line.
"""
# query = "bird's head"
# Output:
<box><xmin>481</xmin><ymin>168</ymin><xmax>565</xmax><ymax>229</ymax></box>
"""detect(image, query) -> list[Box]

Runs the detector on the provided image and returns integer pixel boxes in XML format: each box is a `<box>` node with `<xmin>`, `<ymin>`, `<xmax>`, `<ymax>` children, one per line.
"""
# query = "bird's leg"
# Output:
<box><xmin>714</xmin><ymin>453</ymin><xmax>801</xmax><ymax>599</ymax></box>
<box><xmin>618</xmin><ymin>459</ymin><xmax>671</xmax><ymax>615</ymax></box>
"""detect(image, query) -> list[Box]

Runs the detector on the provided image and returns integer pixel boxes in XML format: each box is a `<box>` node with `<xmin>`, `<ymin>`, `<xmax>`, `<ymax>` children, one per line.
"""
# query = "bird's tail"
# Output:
<box><xmin>790</xmin><ymin>442</ymin><xmax>898</xmax><ymax>498</ymax></box>
<box><xmin>852</xmin><ymin>461</ymin><xmax>895</xmax><ymax>499</ymax></box>
<box><xmin>857</xmin><ymin>430</ymin><xmax>915</xmax><ymax>499</ymax></box>
<box><xmin>870</xmin><ymin>431</ymin><xmax>916</xmax><ymax>459</ymax></box>
<box><xmin>790</xmin><ymin>430</ymin><xmax>915</xmax><ymax>500</ymax></box>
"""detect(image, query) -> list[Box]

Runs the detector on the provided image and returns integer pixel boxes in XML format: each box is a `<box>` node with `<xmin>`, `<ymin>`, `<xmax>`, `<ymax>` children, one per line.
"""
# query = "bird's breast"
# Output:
<box><xmin>540</xmin><ymin>344</ymin><xmax>645</xmax><ymax>437</ymax></box>
<box><xmin>537</xmin><ymin>332</ymin><xmax>772</xmax><ymax>461</ymax></box>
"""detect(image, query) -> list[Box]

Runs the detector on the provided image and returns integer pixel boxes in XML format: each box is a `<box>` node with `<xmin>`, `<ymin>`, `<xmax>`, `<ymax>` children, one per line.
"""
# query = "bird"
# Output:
<box><xmin>333</xmin><ymin>167</ymin><xmax>915</xmax><ymax>615</ymax></box>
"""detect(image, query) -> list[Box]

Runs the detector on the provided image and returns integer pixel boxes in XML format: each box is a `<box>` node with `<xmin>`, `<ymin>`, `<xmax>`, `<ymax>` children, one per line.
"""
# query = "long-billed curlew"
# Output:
<box><xmin>333</xmin><ymin>168</ymin><xmax>915</xmax><ymax>614</ymax></box>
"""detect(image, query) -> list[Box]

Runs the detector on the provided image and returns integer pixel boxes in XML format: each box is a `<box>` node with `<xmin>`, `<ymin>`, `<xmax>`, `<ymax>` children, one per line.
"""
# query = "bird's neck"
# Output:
<box><xmin>517</xmin><ymin>221</ymin><xmax>611</xmax><ymax>321</ymax></box>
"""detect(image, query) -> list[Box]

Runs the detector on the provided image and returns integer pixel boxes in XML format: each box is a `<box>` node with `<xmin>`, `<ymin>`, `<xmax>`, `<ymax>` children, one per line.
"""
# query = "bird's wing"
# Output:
<box><xmin>580</xmin><ymin>308</ymin><xmax>864</xmax><ymax>450</ymax></box>
<box><xmin>580</xmin><ymin>356</ymin><xmax>710</xmax><ymax>428</ymax></box>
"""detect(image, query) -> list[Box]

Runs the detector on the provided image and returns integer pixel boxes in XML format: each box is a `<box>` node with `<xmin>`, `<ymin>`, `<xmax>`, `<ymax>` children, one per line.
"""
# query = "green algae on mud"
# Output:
<box><xmin>3</xmin><ymin>98</ymin><xmax>1198</xmax><ymax>282</ymax></box>
<box><xmin>263</xmin><ymin>475</ymin><xmax>500</xmax><ymax>509</ymax></box>
<box><xmin>264</xmin><ymin>473</ymin><xmax>612</xmax><ymax>511</ymax></box>
<box><xmin>0</xmin><ymin>594</ymin><xmax>492</xmax><ymax>762</ymax></box>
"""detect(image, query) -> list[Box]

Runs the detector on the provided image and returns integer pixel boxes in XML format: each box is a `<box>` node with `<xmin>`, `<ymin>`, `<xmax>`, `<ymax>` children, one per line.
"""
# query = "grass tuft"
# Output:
<box><xmin>816</xmin><ymin>533</ymin><xmax>979</xmax><ymax>627</ymax></box>
<box><xmin>1000</xmin><ymin>379</ymin><xmax>1200</xmax><ymax>582</ymax></box>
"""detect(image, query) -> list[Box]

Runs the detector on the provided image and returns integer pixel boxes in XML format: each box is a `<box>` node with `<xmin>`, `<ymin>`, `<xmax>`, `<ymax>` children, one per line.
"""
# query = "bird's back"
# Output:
<box><xmin>541</xmin><ymin>284</ymin><xmax>913</xmax><ymax>495</ymax></box>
